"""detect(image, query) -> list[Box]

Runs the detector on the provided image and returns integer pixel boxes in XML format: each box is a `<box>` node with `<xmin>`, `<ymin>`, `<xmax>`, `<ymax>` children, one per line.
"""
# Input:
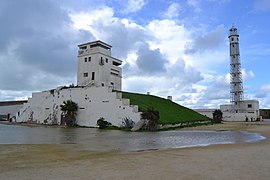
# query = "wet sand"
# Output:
<box><xmin>1</xmin><ymin>122</ymin><xmax>270</xmax><ymax>180</ymax></box>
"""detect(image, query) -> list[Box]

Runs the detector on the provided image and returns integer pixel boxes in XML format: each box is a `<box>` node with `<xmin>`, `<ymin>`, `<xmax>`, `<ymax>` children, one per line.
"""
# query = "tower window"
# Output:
<box><xmin>232</xmin><ymin>45</ymin><xmax>234</xmax><ymax>47</ymax></box>
<box><xmin>106</xmin><ymin>58</ymin><xmax>108</xmax><ymax>63</ymax></box>
<box><xmin>83</xmin><ymin>73</ymin><xmax>88</xmax><ymax>77</ymax></box>
<box><xmin>100</xmin><ymin>57</ymin><xmax>105</xmax><ymax>65</ymax></box>
<box><xmin>88</xmin><ymin>57</ymin><xmax>91</xmax><ymax>62</ymax></box>
<box><xmin>231</xmin><ymin>38</ymin><xmax>234</xmax><ymax>41</ymax></box>
<box><xmin>92</xmin><ymin>72</ymin><xmax>95</xmax><ymax>80</ymax></box>
<box><xmin>84</xmin><ymin>57</ymin><xmax>87</xmax><ymax>62</ymax></box>
<box><xmin>248</xmin><ymin>104</ymin><xmax>252</xmax><ymax>108</ymax></box>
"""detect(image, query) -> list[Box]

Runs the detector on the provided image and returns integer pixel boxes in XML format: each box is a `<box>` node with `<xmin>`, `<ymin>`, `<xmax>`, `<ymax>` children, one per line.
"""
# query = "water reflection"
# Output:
<box><xmin>0</xmin><ymin>124</ymin><xmax>265</xmax><ymax>152</ymax></box>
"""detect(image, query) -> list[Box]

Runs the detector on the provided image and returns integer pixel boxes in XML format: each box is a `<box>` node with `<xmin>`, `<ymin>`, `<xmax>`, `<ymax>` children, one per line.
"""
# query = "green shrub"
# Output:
<box><xmin>97</xmin><ymin>118</ymin><xmax>112</xmax><ymax>129</ymax></box>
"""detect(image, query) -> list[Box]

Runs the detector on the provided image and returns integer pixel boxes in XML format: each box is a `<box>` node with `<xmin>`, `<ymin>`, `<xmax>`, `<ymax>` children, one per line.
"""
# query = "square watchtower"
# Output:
<box><xmin>77</xmin><ymin>40</ymin><xmax>122</xmax><ymax>90</ymax></box>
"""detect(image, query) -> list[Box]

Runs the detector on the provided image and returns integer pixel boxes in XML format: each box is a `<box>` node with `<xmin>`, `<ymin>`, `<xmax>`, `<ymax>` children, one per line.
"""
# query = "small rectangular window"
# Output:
<box><xmin>88</xmin><ymin>57</ymin><xmax>91</xmax><ymax>62</ymax></box>
<box><xmin>248</xmin><ymin>104</ymin><xmax>252</xmax><ymax>108</ymax></box>
<box><xmin>106</xmin><ymin>58</ymin><xmax>108</xmax><ymax>63</ymax></box>
<box><xmin>92</xmin><ymin>72</ymin><xmax>95</xmax><ymax>80</ymax></box>
<box><xmin>84</xmin><ymin>73</ymin><xmax>88</xmax><ymax>77</ymax></box>
<box><xmin>84</xmin><ymin>57</ymin><xmax>87</xmax><ymax>62</ymax></box>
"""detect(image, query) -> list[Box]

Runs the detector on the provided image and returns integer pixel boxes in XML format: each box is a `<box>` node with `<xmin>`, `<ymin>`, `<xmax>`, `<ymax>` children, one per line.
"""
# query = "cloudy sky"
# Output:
<box><xmin>0</xmin><ymin>0</ymin><xmax>270</xmax><ymax>109</ymax></box>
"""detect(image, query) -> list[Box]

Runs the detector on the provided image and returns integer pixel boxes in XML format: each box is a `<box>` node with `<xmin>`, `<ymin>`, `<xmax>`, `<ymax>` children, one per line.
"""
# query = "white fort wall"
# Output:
<box><xmin>17</xmin><ymin>86</ymin><xmax>141</xmax><ymax>127</ymax></box>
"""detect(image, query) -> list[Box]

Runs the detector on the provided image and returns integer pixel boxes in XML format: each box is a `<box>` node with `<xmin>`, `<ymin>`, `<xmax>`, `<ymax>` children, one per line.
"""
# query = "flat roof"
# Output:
<box><xmin>78</xmin><ymin>40</ymin><xmax>112</xmax><ymax>49</ymax></box>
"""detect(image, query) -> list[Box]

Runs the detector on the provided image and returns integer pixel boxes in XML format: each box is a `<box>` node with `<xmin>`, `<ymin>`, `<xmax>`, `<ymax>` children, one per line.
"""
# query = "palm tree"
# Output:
<box><xmin>60</xmin><ymin>100</ymin><xmax>78</xmax><ymax>127</ymax></box>
<box><xmin>141</xmin><ymin>107</ymin><xmax>160</xmax><ymax>131</ymax></box>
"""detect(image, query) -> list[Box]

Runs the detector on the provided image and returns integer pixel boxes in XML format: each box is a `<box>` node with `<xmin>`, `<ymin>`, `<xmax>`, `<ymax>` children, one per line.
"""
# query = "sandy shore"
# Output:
<box><xmin>1</xmin><ymin>122</ymin><xmax>270</xmax><ymax>180</ymax></box>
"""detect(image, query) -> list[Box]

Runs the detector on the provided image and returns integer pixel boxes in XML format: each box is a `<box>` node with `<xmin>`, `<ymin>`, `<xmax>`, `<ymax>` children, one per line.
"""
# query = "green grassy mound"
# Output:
<box><xmin>121</xmin><ymin>92</ymin><xmax>211</xmax><ymax>125</ymax></box>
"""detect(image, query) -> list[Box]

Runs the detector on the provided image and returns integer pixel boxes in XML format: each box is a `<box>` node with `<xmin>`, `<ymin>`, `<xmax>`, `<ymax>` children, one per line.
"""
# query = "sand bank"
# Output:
<box><xmin>1</xmin><ymin>122</ymin><xmax>270</xmax><ymax>180</ymax></box>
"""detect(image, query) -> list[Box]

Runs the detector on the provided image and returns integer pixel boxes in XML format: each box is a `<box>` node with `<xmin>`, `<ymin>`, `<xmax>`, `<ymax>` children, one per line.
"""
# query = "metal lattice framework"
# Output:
<box><xmin>229</xmin><ymin>26</ymin><xmax>244</xmax><ymax>113</ymax></box>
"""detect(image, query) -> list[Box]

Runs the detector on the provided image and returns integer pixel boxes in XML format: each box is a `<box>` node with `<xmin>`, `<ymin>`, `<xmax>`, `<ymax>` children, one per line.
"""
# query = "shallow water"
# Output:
<box><xmin>0</xmin><ymin>124</ymin><xmax>265</xmax><ymax>152</ymax></box>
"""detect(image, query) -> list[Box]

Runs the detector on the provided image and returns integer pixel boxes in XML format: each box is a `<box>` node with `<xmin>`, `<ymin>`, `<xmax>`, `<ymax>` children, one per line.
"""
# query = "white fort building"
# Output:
<box><xmin>17</xmin><ymin>40</ymin><xmax>141</xmax><ymax>127</ymax></box>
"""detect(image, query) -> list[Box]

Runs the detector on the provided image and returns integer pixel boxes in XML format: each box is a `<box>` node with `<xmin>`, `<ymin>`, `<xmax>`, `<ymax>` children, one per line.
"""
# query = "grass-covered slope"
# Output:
<box><xmin>121</xmin><ymin>92</ymin><xmax>210</xmax><ymax>125</ymax></box>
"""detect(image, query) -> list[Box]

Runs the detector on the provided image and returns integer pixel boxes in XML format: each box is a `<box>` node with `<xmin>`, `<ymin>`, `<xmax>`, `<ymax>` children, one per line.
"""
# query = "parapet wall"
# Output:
<box><xmin>17</xmin><ymin>86</ymin><xmax>141</xmax><ymax>127</ymax></box>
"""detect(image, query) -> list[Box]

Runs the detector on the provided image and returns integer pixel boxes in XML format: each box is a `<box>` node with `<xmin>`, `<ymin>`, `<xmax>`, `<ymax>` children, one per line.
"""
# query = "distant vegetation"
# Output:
<box><xmin>212</xmin><ymin>109</ymin><xmax>223</xmax><ymax>123</ymax></box>
<box><xmin>121</xmin><ymin>91</ymin><xmax>210</xmax><ymax>125</ymax></box>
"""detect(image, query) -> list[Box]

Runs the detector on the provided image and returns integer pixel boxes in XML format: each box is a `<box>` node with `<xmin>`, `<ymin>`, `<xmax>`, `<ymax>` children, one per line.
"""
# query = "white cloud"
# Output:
<box><xmin>0</xmin><ymin>90</ymin><xmax>32</xmax><ymax>101</ymax></box>
<box><xmin>0</xmin><ymin>0</ymin><xmax>84</xmax><ymax>95</ymax></box>
<box><xmin>254</xmin><ymin>84</ymin><xmax>270</xmax><ymax>108</ymax></box>
<box><xmin>242</xmin><ymin>69</ymin><xmax>255</xmax><ymax>81</ymax></box>
<box><xmin>70</xmin><ymin>7</ymin><xmax>115</xmax><ymax>38</ymax></box>
<box><xmin>147</xmin><ymin>20</ymin><xmax>191</xmax><ymax>65</ymax></box>
<box><xmin>261</xmin><ymin>85</ymin><xmax>270</xmax><ymax>91</ymax></box>
<box><xmin>123</xmin><ymin>0</ymin><xmax>146</xmax><ymax>13</ymax></box>
<box><xmin>164</xmin><ymin>3</ymin><xmax>181</xmax><ymax>19</ymax></box>
<box><xmin>185</xmin><ymin>25</ymin><xmax>226</xmax><ymax>54</ymax></box>
<box><xmin>187</xmin><ymin>0</ymin><xmax>201</xmax><ymax>12</ymax></box>
<box><xmin>256</xmin><ymin>84</ymin><xmax>270</xmax><ymax>98</ymax></box>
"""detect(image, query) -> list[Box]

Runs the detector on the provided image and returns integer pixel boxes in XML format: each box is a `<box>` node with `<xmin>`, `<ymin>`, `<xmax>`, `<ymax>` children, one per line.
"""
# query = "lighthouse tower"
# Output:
<box><xmin>229</xmin><ymin>26</ymin><xmax>244</xmax><ymax>113</ymax></box>
<box><xmin>220</xmin><ymin>26</ymin><xmax>260</xmax><ymax>121</ymax></box>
